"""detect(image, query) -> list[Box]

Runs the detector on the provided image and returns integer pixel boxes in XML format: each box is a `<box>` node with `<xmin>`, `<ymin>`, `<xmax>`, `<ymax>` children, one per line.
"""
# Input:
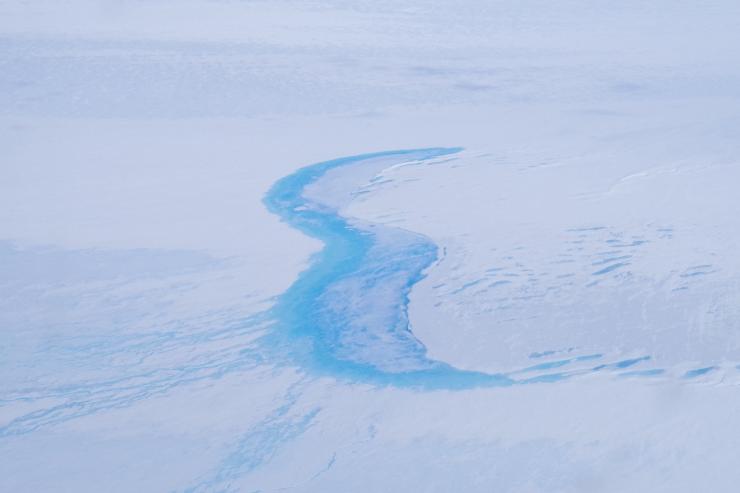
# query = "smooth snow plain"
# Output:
<box><xmin>3</xmin><ymin>1</ymin><xmax>740</xmax><ymax>491</ymax></box>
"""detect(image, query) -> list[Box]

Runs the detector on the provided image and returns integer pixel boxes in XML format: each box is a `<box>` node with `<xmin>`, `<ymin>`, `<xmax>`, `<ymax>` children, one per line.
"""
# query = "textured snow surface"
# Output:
<box><xmin>3</xmin><ymin>0</ymin><xmax>740</xmax><ymax>491</ymax></box>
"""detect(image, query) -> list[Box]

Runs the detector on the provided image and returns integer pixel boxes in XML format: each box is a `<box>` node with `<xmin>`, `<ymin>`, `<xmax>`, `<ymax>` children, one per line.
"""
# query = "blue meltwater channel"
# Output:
<box><xmin>262</xmin><ymin>148</ymin><xmax>512</xmax><ymax>389</ymax></box>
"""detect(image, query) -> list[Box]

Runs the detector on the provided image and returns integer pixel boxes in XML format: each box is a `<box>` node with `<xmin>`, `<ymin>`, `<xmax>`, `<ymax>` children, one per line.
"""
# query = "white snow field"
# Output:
<box><xmin>3</xmin><ymin>0</ymin><xmax>740</xmax><ymax>491</ymax></box>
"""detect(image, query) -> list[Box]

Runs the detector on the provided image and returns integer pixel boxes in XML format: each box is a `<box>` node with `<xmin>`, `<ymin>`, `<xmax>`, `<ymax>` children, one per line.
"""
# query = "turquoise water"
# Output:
<box><xmin>262</xmin><ymin>148</ymin><xmax>513</xmax><ymax>389</ymax></box>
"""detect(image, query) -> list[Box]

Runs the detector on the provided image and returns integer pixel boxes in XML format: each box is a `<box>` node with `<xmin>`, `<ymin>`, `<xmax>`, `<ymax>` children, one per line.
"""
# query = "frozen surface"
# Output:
<box><xmin>3</xmin><ymin>0</ymin><xmax>740</xmax><ymax>491</ymax></box>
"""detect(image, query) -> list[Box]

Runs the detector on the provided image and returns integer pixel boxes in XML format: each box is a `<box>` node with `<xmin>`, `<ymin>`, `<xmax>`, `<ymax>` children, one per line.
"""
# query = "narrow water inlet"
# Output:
<box><xmin>261</xmin><ymin>148</ymin><xmax>513</xmax><ymax>389</ymax></box>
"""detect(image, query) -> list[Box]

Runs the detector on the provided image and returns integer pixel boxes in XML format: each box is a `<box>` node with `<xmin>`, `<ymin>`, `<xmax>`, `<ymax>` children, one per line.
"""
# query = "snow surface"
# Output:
<box><xmin>3</xmin><ymin>0</ymin><xmax>740</xmax><ymax>491</ymax></box>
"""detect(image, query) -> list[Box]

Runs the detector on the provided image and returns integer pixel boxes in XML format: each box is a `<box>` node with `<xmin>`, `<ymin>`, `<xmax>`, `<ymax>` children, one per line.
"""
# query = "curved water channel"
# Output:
<box><xmin>263</xmin><ymin>148</ymin><xmax>513</xmax><ymax>389</ymax></box>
